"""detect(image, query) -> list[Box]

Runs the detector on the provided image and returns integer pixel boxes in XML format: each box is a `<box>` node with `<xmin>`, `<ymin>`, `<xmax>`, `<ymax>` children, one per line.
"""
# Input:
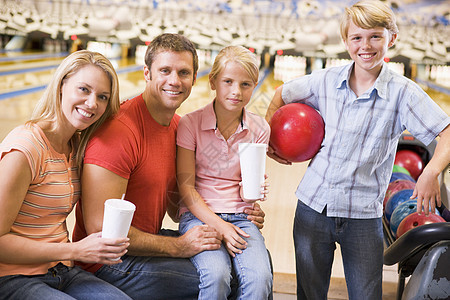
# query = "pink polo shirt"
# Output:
<box><xmin>177</xmin><ymin>101</ymin><xmax>270</xmax><ymax>214</ymax></box>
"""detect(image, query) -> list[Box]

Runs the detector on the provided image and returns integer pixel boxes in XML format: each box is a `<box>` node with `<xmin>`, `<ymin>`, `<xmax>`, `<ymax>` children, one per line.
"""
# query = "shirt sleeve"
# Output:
<box><xmin>248</xmin><ymin>113</ymin><xmax>270</xmax><ymax>144</ymax></box>
<box><xmin>176</xmin><ymin>114</ymin><xmax>197</xmax><ymax>151</ymax></box>
<box><xmin>84</xmin><ymin>119</ymin><xmax>139</xmax><ymax>180</ymax></box>
<box><xmin>281</xmin><ymin>71</ymin><xmax>321</xmax><ymax>110</ymax></box>
<box><xmin>0</xmin><ymin>127</ymin><xmax>42</xmax><ymax>182</ymax></box>
<box><xmin>399</xmin><ymin>80</ymin><xmax>450</xmax><ymax>146</ymax></box>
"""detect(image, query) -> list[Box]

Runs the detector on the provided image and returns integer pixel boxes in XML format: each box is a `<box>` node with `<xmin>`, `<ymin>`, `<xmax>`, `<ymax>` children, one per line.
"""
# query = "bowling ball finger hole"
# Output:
<box><xmin>413</xmin><ymin>221</ymin><xmax>419</xmax><ymax>226</ymax></box>
<box><xmin>408</xmin><ymin>205</ymin><xmax>414</xmax><ymax>209</ymax></box>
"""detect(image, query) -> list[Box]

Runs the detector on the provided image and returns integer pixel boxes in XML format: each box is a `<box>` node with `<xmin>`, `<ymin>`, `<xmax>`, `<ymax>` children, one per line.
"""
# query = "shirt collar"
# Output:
<box><xmin>372</xmin><ymin>62</ymin><xmax>390</xmax><ymax>100</ymax></box>
<box><xmin>200</xmin><ymin>100</ymin><xmax>248</xmax><ymax>131</ymax></box>
<box><xmin>336</xmin><ymin>63</ymin><xmax>353</xmax><ymax>90</ymax></box>
<box><xmin>336</xmin><ymin>62</ymin><xmax>391</xmax><ymax>101</ymax></box>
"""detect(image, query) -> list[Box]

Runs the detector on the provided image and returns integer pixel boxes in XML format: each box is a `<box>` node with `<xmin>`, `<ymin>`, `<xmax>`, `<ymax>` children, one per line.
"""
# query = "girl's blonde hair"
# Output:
<box><xmin>28</xmin><ymin>50</ymin><xmax>120</xmax><ymax>172</ymax></box>
<box><xmin>340</xmin><ymin>0</ymin><xmax>399</xmax><ymax>41</ymax></box>
<box><xmin>209</xmin><ymin>46</ymin><xmax>259</xmax><ymax>84</ymax></box>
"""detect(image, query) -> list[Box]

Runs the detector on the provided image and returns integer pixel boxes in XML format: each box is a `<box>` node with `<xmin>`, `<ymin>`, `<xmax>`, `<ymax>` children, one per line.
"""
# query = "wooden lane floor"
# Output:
<box><xmin>0</xmin><ymin>52</ymin><xmax>67</xmax><ymax>97</ymax></box>
<box><xmin>424</xmin><ymin>87</ymin><xmax>450</xmax><ymax>115</ymax></box>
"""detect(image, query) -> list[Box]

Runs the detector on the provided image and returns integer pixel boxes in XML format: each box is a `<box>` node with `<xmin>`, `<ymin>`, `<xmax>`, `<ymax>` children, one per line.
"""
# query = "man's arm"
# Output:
<box><xmin>413</xmin><ymin>124</ymin><xmax>450</xmax><ymax>215</ymax></box>
<box><xmin>81</xmin><ymin>164</ymin><xmax>221</xmax><ymax>257</ymax></box>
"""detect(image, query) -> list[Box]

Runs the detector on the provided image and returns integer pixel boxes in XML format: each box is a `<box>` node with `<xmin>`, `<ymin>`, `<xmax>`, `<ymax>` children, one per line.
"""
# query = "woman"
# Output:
<box><xmin>0</xmin><ymin>50</ymin><xmax>131</xmax><ymax>299</ymax></box>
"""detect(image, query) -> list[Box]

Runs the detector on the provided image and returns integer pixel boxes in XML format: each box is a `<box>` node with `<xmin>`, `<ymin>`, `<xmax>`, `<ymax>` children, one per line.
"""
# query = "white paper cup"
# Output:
<box><xmin>102</xmin><ymin>198</ymin><xmax>135</xmax><ymax>239</ymax></box>
<box><xmin>239</xmin><ymin>143</ymin><xmax>267</xmax><ymax>201</ymax></box>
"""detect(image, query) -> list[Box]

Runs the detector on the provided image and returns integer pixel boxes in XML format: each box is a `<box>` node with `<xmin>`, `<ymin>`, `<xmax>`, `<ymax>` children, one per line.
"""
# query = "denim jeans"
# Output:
<box><xmin>293</xmin><ymin>200</ymin><xmax>383</xmax><ymax>300</ymax></box>
<box><xmin>95</xmin><ymin>240</ymin><xmax>200</xmax><ymax>300</ymax></box>
<box><xmin>179</xmin><ymin>212</ymin><xmax>273</xmax><ymax>300</ymax></box>
<box><xmin>0</xmin><ymin>263</ymin><xmax>131</xmax><ymax>300</ymax></box>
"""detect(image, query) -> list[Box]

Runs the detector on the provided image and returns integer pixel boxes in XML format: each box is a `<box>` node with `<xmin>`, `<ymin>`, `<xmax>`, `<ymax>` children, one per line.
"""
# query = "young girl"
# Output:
<box><xmin>177</xmin><ymin>46</ymin><xmax>272</xmax><ymax>299</ymax></box>
<box><xmin>0</xmin><ymin>51</ymin><xmax>131</xmax><ymax>299</ymax></box>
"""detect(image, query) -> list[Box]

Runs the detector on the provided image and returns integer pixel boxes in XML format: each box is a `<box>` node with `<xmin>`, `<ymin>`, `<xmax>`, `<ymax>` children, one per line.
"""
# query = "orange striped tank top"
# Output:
<box><xmin>0</xmin><ymin>124</ymin><xmax>79</xmax><ymax>276</ymax></box>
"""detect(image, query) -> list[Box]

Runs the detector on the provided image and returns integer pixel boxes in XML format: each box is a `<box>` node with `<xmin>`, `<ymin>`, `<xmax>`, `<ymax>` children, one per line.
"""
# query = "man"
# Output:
<box><xmin>73</xmin><ymin>33</ymin><xmax>266</xmax><ymax>299</ymax></box>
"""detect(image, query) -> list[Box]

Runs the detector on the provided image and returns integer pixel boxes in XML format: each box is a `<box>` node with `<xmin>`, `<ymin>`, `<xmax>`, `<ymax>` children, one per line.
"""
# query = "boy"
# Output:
<box><xmin>265</xmin><ymin>1</ymin><xmax>450</xmax><ymax>299</ymax></box>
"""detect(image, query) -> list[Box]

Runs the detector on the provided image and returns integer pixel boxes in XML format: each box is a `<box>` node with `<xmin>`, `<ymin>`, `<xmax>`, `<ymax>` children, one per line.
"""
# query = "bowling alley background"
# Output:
<box><xmin>1</xmin><ymin>0</ymin><xmax>449</xmax><ymax>298</ymax></box>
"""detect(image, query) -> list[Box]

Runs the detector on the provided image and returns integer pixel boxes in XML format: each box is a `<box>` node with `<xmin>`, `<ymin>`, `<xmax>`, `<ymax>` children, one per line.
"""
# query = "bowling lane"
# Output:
<box><xmin>1</xmin><ymin>69</ymin><xmax>55</xmax><ymax>95</ymax></box>
<box><xmin>0</xmin><ymin>58</ymin><xmax>64</xmax><ymax>72</ymax></box>
<box><xmin>0</xmin><ymin>52</ymin><xmax>68</xmax><ymax>68</ymax></box>
<box><xmin>424</xmin><ymin>87</ymin><xmax>450</xmax><ymax>116</ymax></box>
<box><xmin>0</xmin><ymin>53</ymin><xmax>68</xmax><ymax>93</ymax></box>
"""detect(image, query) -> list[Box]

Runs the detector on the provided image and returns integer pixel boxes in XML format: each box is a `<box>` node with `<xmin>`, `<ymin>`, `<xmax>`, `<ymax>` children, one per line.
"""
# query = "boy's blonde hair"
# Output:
<box><xmin>340</xmin><ymin>0</ymin><xmax>399</xmax><ymax>41</ymax></box>
<box><xmin>209</xmin><ymin>46</ymin><xmax>259</xmax><ymax>85</ymax></box>
<box><xmin>28</xmin><ymin>50</ymin><xmax>120</xmax><ymax>172</ymax></box>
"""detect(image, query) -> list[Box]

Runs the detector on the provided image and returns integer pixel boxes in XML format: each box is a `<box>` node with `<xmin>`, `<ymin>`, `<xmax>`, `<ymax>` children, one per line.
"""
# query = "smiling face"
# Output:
<box><xmin>210</xmin><ymin>61</ymin><xmax>256</xmax><ymax>114</ymax></box>
<box><xmin>344</xmin><ymin>20</ymin><xmax>396</xmax><ymax>75</ymax></box>
<box><xmin>144</xmin><ymin>50</ymin><xmax>196</xmax><ymax>114</ymax></box>
<box><xmin>60</xmin><ymin>64</ymin><xmax>111</xmax><ymax>132</ymax></box>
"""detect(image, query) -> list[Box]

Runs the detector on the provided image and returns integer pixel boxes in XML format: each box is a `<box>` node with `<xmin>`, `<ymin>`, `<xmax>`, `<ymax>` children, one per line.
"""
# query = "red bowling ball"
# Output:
<box><xmin>394</xmin><ymin>150</ymin><xmax>424</xmax><ymax>180</ymax></box>
<box><xmin>396</xmin><ymin>212</ymin><xmax>445</xmax><ymax>238</ymax></box>
<box><xmin>269</xmin><ymin>103</ymin><xmax>325</xmax><ymax>162</ymax></box>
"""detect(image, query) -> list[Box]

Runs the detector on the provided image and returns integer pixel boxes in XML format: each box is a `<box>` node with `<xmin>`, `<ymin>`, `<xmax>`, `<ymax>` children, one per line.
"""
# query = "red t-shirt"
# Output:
<box><xmin>73</xmin><ymin>94</ymin><xmax>180</xmax><ymax>272</ymax></box>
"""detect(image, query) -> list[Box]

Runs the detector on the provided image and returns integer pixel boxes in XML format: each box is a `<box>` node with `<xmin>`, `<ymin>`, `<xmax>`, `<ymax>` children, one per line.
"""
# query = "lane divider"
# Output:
<box><xmin>0</xmin><ymin>64</ymin><xmax>60</xmax><ymax>76</ymax></box>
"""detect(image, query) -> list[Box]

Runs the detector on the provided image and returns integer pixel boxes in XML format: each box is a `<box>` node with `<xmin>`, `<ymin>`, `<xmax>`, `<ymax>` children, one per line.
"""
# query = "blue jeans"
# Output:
<box><xmin>95</xmin><ymin>230</ymin><xmax>200</xmax><ymax>300</ymax></box>
<box><xmin>293</xmin><ymin>200</ymin><xmax>383</xmax><ymax>300</ymax></box>
<box><xmin>0</xmin><ymin>263</ymin><xmax>131</xmax><ymax>300</ymax></box>
<box><xmin>179</xmin><ymin>212</ymin><xmax>273</xmax><ymax>300</ymax></box>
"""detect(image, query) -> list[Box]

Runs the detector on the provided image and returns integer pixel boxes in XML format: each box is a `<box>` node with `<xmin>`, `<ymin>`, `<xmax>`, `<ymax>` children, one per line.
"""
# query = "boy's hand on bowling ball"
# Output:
<box><xmin>217</xmin><ymin>221</ymin><xmax>250</xmax><ymax>257</ymax></box>
<box><xmin>412</xmin><ymin>169</ymin><xmax>441</xmax><ymax>216</ymax></box>
<box><xmin>267</xmin><ymin>145</ymin><xmax>292</xmax><ymax>165</ymax></box>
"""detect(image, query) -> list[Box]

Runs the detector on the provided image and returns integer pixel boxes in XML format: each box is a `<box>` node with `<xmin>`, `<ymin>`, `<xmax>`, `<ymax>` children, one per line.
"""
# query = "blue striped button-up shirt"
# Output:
<box><xmin>282</xmin><ymin>62</ymin><xmax>450</xmax><ymax>218</ymax></box>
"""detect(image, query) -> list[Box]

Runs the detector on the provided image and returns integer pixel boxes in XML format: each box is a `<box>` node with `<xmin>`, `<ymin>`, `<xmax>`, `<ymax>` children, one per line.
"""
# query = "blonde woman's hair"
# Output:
<box><xmin>28</xmin><ymin>50</ymin><xmax>120</xmax><ymax>172</ymax></box>
<box><xmin>340</xmin><ymin>0</ymin><xmax>399</xmax><ymax>42</ymax></box>
<box><xmin>209</xmin><ymin>46</ymin><xmax>259</xmax><ymax>85</ymax></box>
